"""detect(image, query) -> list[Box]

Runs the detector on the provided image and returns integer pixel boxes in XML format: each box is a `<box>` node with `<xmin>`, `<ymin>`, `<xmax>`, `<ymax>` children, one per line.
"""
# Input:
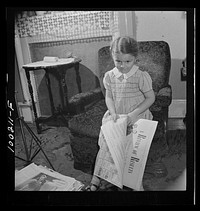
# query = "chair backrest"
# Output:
<box><xmin>98</xmin><ymin>41</ymin><xmax>171</xmax><ymax>94</ymax></box>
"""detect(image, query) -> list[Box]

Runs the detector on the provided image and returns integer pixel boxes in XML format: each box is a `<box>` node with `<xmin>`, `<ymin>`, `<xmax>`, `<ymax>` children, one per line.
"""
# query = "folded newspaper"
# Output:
<box><xmin>100</xmin><ymin>117</ymin><xmax>158</xmax><ymax>190</ymax></box>
<box><xmin>15</xmin><ymin>163</ymin><xmax>84</xmax><ymax>191</ymax></box>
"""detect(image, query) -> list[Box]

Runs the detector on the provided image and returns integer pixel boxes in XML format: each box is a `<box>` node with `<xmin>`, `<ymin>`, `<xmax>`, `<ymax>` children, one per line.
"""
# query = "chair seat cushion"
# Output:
<box><xmin>68</xmin><ymin>99</ymin><xmax>107</xmax><ymax>138</ymax></box>
<box><xmin>69</xmin><ymin>87</ymin><xmax>103</xmax><ymax>106</ymax></box>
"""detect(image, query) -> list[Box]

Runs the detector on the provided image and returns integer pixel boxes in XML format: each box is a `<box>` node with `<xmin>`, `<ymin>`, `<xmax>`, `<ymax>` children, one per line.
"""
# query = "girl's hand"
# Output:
<box><xmin>111</xmin><ymin>113</ymin><xmax>119</xmax><ymax>122</ymax></box>
<box><xmin>127</xmin><ymin>112</ymin><xmax>138</xmax><ymax>126</ymax></box>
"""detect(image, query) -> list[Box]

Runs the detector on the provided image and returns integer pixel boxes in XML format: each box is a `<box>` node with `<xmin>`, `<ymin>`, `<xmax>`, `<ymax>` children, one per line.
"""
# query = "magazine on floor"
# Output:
<box><xmin>15</xmin><ymin>163</ymin><xmax>84</xmax><ymax>191</ymax></box>
<box><xmin>100</xmin><ymin>117</ymin><xmax>158</xmax><ymax>190</ymax></box>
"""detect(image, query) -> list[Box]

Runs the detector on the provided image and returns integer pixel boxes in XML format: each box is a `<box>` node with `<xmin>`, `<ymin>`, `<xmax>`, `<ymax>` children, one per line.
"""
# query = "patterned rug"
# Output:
<box><xmin>15</xmin><ymin>122</ymin><xmax>186</xmax><ymax>191</ymax></box>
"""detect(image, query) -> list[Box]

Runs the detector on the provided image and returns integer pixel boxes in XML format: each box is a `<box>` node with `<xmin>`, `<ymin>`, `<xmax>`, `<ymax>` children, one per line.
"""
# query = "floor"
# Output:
<box><xmin>14</xmin><ymin>117</ymin><xmax>186</xmax><ymax>192</ymax></box>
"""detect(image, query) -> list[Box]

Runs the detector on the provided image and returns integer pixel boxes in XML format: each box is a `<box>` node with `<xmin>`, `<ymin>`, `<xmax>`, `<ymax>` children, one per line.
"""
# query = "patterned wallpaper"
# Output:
<box><xmin>15</xmin><ymin>11</ymin><xmax>119</xmax><ymax>43</ymax></box>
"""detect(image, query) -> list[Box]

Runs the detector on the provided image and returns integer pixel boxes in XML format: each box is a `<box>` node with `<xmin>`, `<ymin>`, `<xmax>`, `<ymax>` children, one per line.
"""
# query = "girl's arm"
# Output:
<box><xmin>128</xmin><ymin>89</ymin><xmax>155</xmax><ymax>124</ymax></box>
<box><xmin>105</xmin><ymin>89</ymin><xmax>119</xmax><ymax>122</ymax></box>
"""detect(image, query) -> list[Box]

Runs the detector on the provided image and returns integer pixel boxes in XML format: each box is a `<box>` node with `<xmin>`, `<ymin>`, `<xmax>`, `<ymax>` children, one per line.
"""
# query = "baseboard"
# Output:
<box><xmin>19</xmin><ymin>99</ymin><xmax>186</xmax><ymax>121</ymax></box>
<box><xmin>18</xmin><ymin>102</ymin><xmax>34</xmax><ymax>123</ymax></box>
<box><xmin>169</xmin><ymin>99</ymin><xmax>186</xmax><ymax>118</ymax></box>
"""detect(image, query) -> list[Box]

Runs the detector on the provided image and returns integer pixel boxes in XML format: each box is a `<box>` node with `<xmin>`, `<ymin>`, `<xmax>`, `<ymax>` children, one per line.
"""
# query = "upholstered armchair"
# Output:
<box><xmin>68</xmin><ymin>41</ymin><xmax>172</xmax><ymax>173</ymax></box>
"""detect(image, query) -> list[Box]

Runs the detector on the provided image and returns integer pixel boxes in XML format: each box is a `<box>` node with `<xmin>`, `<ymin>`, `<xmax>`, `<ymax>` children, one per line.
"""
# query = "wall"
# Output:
<box><xmin>28</xmin><ymin>38</ymin><xmax>111</xmax><ymax>116</ymax></box>
<box><xmin>15</xmin><ymin>11</ymin><xmax>116</xmax><ymax>118</ymax></box>
<box><xmin>15</xmin><ymin>54</ymin><xmax>24</xmax><ymax>102</ymax></box>
<box><xmin>134</xmin><ymin>11</ymin><xmax>186</xmax><ymax>100</ymax></box>
<box><xmin>15</xmin><ymin>11</ymin><xmax>187</xmax><ymax>119</ymax></box>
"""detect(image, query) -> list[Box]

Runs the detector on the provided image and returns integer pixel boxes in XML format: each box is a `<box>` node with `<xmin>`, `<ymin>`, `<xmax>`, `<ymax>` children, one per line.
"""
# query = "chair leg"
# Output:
<box><xmin>163</xmin><ymin>108</ymin><xmax>169</xmax><ymax>148</ymax></box>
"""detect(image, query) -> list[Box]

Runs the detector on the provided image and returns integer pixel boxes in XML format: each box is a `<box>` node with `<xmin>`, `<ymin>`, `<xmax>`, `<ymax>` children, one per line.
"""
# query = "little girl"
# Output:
<box><xmin>85</xmin><ymin>36</ymin><xmax>155</xmax><ymax>191</ymax></box>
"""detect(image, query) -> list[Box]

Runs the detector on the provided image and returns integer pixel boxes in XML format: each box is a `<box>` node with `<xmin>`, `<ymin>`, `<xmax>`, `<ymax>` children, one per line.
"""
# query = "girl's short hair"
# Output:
<box><xmin>110</xmin><ymin>36</ymin><xmax>138</xmax><ymax>57</ymax></box>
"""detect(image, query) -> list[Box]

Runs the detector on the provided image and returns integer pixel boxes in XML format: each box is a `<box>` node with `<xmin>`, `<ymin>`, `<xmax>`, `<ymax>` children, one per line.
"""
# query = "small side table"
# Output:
<box><xmin>23</xmin><ymin>57</ymin><xmax>82</xmax><ymax>134</ymax></box>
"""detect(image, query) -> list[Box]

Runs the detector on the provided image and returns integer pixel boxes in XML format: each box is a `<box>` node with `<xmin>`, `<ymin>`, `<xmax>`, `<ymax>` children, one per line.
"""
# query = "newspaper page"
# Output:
<box><xmin>123</xmin><ymin>119</ymin><xmax>158</xmax><ymax>190</ymax></box>
<box><xmin>15</xmin><ymin>163</ymin><xmax>84</xmax><ymax>191</ymax></box>
<box><xmin>93</xmin><ymin>134</ymin><xmax>122</xmax><ymax>188</ymax></box>
<box><xmin>101</xmin><ymin>115</ymin><xmax>128</xmax><ymax>188</ymax></box>
<box><xmin>100</xmin><ymin>117</ymin><xmax>157</xmax><ymax>190</ymax></box>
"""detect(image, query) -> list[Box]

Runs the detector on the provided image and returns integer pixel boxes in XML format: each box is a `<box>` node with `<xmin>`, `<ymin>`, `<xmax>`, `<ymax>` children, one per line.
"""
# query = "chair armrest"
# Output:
<box><xmin>150</xmin><ymin>86</ymin><xmax>172</xmax><ymax>145</ymax></box>
<box><xmin>69</xmin><ymin>87</ymin><xmax>104</xmax><ymax>107</ymax></box>
<box><xmin>150</xmin><ymin>85</ymin><xmax>172</xmax><ymax>113</ymax></box>
<box><xmin>154</xmin><ymin>85</ymin><xmax>172</xmax><ymax>107</ymax></box>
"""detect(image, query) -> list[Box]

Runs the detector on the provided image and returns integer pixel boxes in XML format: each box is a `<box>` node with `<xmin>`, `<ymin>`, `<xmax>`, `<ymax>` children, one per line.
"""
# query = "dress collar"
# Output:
<box><xmin>113</xmin><ymin>65</ymin><xmax>139</xmax><ymax>80</ymax></box>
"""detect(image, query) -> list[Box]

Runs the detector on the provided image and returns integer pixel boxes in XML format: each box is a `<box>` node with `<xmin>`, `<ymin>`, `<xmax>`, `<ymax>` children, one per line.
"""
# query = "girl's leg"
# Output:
<box><xmin>84</xmin><ymin>175</ymin><xmax>101</xmax><ymax>191</ymax></box>
<box><xmin>90</xmin><ymin>175</ymin><xmax>101</xmax><ymax>191</ymax></box>
<box><xmin>139</xmin><ymin>183</ymin><xmax>144</xmax><ymax>191</ymax></box>
<box><xmin>85</xmin><ymin>144</ymin><xmax>102</xmax><ymax>191</ymax></box>
<box><xmin>84</xmin><ymin>113</ymin><xmax>111</xmax><ymax>191</ymax></box>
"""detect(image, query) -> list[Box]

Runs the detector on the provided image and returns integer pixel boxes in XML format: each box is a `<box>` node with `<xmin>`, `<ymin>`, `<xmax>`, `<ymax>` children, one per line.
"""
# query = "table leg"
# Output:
<box><xmin>74</xmin><ymin>63</ymin><xmax>82</xmax><ymax>93</ymax></box>
<box><xmin>56</xmin><ymin>74</ymin><xmax>65</xmax><ymax>110</ymax></box>
<box><xmin>24</xmin><ymin>70</ymin><xmax>41</xmax><ymax>134</ymax></box>
<box><xmin>59</xmin><ymin>70</ymin><xmax>69</xmax><ymax>112</ymax></box>
<box><xmin>44</xmin><ymin>70</ymin><xmax>56</xmax><ymax>115</ymax></box>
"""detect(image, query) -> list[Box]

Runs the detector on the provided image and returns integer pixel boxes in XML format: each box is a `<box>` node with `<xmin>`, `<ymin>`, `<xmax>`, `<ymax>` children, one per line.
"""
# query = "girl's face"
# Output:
<box><xmin>112</xmin><ymin>53</ymin><xmax>135</xmax><ymax>74</ymax></box>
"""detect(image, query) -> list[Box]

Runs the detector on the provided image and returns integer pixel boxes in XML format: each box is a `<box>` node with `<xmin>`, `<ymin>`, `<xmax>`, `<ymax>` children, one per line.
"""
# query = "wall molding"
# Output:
<box><xmin>18</xmin><ymin>102</ymin><xmax>34</xmax><ymax>123</ymax></box>
<box><xmin>169</xmin><ymin>99</ymin><xmax>186</xmax><ymax>118</ymax></box>
<box><xmin>15</xmin><ymin>11</ymin><xmax>118</xmax><ymax>43</ymax></box>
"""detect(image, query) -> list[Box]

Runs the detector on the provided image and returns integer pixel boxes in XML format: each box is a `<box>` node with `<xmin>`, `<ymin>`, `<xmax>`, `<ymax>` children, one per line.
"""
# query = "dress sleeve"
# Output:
<box><xmin>139</xmin><ymin>71</ymin><xmax>153</xmax><ymax>93</ymax></box>
<box><xmin>103</xmin><ymin>71</ymin><xmax>111</xmax><ymax>91</ymax></box>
